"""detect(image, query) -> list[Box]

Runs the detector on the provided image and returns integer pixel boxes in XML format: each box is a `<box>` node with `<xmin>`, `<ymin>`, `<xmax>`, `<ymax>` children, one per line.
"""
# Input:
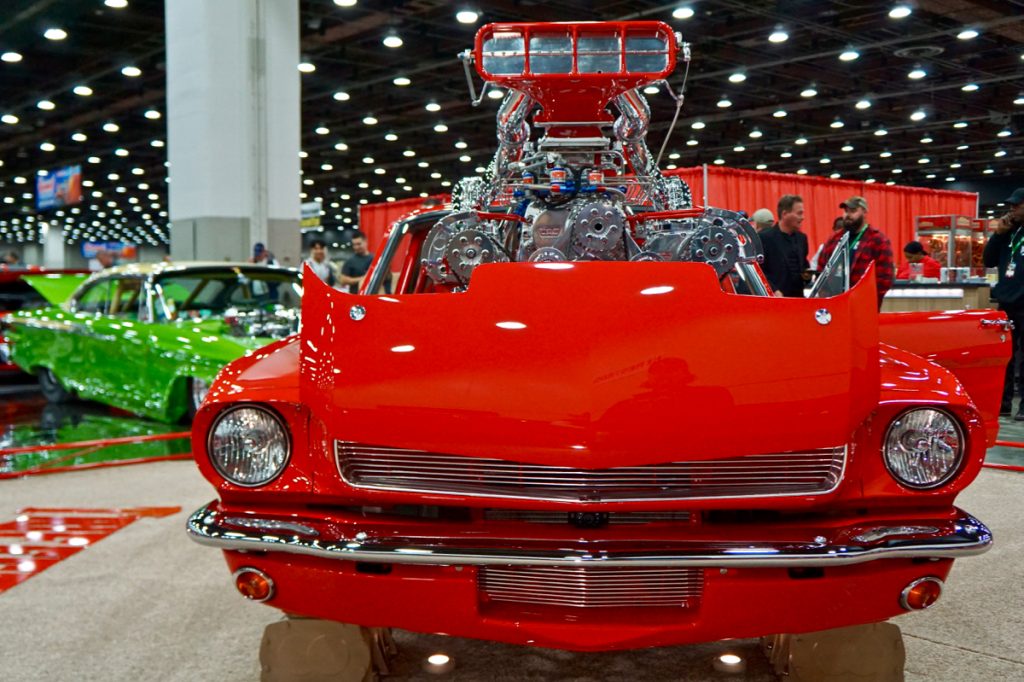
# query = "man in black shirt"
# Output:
<box><xmin>340</xmin><ymin>231</ymin><xmax>374</xmax><ymax>294</ymax></box>
<box><xmin>759</xmin><ymin>194</ymin><xmax>809</xmax><ymax>297</ymax></box>
<box><xmin>983</xmin><ymin>187</ymin><xmax>1024</xmax><ymax>418</ymax></box>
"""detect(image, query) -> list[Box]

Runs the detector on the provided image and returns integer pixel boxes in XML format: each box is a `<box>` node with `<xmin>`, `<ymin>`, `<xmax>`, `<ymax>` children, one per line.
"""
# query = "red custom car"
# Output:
<box><xmin>187</xmin><ymin>22</ymin><xmax>1006</xmax><ymax>652</ymax></box>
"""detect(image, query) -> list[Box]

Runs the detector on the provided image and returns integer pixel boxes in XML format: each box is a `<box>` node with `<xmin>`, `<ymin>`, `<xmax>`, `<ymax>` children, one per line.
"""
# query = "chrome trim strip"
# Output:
<box><xmin>334</xmin><ymin>442</ymin><xmax>848</xmax><ymax>503</ymax></box>
<box><xmin>186</xmin><ymin>503</ymin><xmax>992</xmax><ymax>568</ymax></box>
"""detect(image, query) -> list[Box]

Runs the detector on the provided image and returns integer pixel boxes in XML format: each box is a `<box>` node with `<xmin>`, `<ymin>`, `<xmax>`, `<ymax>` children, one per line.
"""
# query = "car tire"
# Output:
<box><xmin>38</xmin><ymin>367</ymin><xmax>71</xmax><ymax>403</ymax></box>
<box><xmin>187</xmin><ymin>377</ymin><xmax>210</xmax><ymax>420</ymax></box>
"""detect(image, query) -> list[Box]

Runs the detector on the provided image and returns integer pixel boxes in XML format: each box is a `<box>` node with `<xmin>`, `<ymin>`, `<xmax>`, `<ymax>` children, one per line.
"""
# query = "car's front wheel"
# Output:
<box><xmin>37</xmin><ymin>367</ymin><xmax>71</xmax><ymax>403</ymax></box>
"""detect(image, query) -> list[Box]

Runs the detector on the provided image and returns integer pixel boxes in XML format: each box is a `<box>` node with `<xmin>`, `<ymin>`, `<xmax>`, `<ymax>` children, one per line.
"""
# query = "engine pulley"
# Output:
<box><xmin>445</xmin><ymin>229</ymin><xmax>507</xmax><ymax>281</ymax></box>
<box><xmin>567</xmin><ymin>198</ymin><xmax>627</xmax><ymax>259</ymax></box>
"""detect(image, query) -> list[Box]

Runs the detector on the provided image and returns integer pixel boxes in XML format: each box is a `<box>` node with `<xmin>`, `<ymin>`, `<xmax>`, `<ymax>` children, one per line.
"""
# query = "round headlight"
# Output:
<box><xmin>883</xmin><ymin>408</ymin><xmax>964</xmax><ymax>489</ymax></box>
<box><xmin>208</xmin><ymin>405</ymin><xmax>290</xmax><ymax>487</ymax></box>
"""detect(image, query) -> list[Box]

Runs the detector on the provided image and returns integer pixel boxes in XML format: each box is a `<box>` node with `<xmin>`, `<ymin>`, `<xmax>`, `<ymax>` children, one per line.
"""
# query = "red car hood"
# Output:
<box><xmin>300</xmin><ymin>263</ymin><xmax>879</xmax><ymax>468</ymax></box>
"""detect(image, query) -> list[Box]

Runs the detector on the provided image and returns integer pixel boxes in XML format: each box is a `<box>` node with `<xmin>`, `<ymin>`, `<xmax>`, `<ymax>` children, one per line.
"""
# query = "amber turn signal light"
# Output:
<box><xmin>233</xmin><ymin>567</ymin><xmax>274</xmax><ymax>602</ymax></box>
<box><xmin>900</xmin><ymin>576</ymin><xmax>942</xmax><ymax>610</ymax></box>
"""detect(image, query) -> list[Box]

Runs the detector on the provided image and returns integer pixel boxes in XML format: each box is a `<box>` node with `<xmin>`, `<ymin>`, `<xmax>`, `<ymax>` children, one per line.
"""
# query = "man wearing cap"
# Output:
<box><xmin>818</xmin><ymin>196</ymin><xmax>893</xmax><ymax>308</ymax></box>
<box><xmin>983</xmin><ymin>187</ymin><xmax>1024</xmax><ymax>417</ymax></box>
<box><xmin>759</xmin><ymin>195</ymin><xmax>809</xmax><ymax>297</ymax></box>
<box><xmin>250</xmin><ymin>242</ymin><xmax>278</xmax><ymax>266</ymax></box>
<box><xmin>896</xmin><ymin>241</ymin><xmax>941</xmax><ymax>280</ymax></box>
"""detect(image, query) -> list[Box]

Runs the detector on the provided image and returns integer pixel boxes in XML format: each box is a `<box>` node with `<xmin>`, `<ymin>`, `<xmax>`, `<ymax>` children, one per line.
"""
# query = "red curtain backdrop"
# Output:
<box><xmin>669</xmin><ymin>166</ymin><xmax>978</xmax><ymax>268</ymax></box>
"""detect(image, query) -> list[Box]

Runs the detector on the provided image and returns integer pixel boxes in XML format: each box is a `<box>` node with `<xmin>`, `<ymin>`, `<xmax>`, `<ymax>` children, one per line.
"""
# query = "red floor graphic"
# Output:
<box><xmin>0</xmin><ymin>506</ymin><xmax>180</xmax><ymax>593</ymax></box>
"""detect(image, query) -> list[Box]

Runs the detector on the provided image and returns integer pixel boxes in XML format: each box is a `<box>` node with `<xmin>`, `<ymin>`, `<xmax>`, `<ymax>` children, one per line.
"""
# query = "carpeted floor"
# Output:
<box><xmin>0</xmin><ymin>460</ymin><xmax>1021</xmax><ymax>681</ymax></box>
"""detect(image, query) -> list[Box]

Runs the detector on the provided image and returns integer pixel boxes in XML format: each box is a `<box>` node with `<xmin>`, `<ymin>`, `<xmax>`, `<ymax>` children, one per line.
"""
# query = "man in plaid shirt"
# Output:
<box><xmin>817</xmin><ymin>196</ymin><xmax>894</xmax><ymax>308</ymax></box>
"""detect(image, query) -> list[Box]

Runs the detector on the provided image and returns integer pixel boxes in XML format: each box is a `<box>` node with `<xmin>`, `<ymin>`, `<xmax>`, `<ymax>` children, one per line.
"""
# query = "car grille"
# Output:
<box><xmin>483</xmin><ymin>509</ymin><xmax>691</xmax><ymax>524</ymax></box>
<box><xmin>335</xmin><ymin>442</ymin><xmax>846</xmax><ymax>502</ymax></box>
<box><xmin>479</xmin><ymin>566</ymin><xmax>704</xmax><ymax>609</ymax></box>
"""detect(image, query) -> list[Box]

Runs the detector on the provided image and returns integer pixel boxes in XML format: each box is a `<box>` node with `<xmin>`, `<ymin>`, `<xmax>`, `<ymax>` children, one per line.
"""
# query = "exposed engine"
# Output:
<box><xmin>419</xmin><ymin>26</ymin><xmax>763</xmax><ymax>289</ymax></box>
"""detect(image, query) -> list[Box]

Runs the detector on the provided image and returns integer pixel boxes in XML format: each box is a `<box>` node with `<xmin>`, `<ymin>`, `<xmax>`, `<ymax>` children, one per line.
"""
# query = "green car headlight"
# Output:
<box><xmin>208</xmin><ymin>405</ymin><xmax>290</xmax><ymax>487</ymax></box>
<box><xmin>883</xmin><ymin>408</ymin><xmax>964</xmax><ymax>489</ymax></box>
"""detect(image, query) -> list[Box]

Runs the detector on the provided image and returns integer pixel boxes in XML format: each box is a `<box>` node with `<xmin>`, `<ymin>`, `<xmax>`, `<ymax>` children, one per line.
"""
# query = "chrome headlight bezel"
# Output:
<box><xmin>883</xmin><ymin>407</ymin><xmax>965</xmax><ymax>490</ymax></box>
<box><xmin>207</xmin><ymin>404</ymin><xmax>292</xmax><ymax>488</ymax></box>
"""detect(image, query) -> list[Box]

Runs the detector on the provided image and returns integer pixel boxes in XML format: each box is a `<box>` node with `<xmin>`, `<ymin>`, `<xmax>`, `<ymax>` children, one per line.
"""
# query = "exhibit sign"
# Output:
<box><xmin>81</xmin><ymin>241</ymin><xmax>138</xmax><ymax>260</ymax></box>
<box><xmin>36</xmin><ymin>165</ymin><xmax>83</xmax><ymax>210</ymax></box>
<box><xmin>301</xmin><ymin>200</ymin><xmax>322</xmax><ymax>228</ymax></box>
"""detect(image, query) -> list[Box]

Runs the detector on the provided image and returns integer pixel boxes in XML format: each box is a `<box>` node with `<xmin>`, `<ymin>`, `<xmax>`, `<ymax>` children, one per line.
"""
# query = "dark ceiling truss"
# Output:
<box><xmin>0</xmin><ymin>0</ymin><xmax>1022</xmax><ymax>247</ymax></box>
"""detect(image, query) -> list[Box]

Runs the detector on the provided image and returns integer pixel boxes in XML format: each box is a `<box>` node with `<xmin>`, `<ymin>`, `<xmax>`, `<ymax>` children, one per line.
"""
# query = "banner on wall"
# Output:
<box><xmin>81</xmin><ymin>241</ymin><xmax>137</xmax><ymax>260</ymax></box>
<box><xmin>36</xmin><ymin>165</ymin><xmax>83</xmax><ymax>211</ymax></box>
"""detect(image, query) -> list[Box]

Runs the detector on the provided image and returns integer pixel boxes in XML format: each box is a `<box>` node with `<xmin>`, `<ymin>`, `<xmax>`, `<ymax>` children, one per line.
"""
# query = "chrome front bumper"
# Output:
<box><xmin>186</xmin><ymin>501</ymin><xmax>992</xmax><ymax>568</ymax></box>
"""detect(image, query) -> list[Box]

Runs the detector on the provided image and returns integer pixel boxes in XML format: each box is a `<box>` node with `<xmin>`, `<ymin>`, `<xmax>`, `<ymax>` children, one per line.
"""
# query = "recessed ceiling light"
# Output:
<box><xmin>121</xmin><ymin>65</ymin><xmax>142</xmax><ymax>77</ymax></box>
<box><xmin>961</xmin><ymin>83</ymin><xmax>979</xmax><ymax>92</ymax></box>
<box><xmin>728</xmin><ymin>72</ymin><xmax>746</xmax><ymax>83</ymax></box>
<box><xmin>749</xmin><ymin>129</ymin><xmax>763</xmax><ymax>138</ymax></box>
<box><xmin>910</xmin><ymin>110</ymin><xmax>926</xmax><ymax>121</ymax></box>
<box><xmin>768</xmin><ymin>30</ymin><xmax>788</xmax><ymax>43</ymax></box>
<box><xmin>880</xmin><ymin>151</ymin><xmax>892</xmax><ymax>158</ymax></box>
<box><xmin>691</xmin><ymin>121</ymin><xmax>706</xmax><ymax>130</ymax></box>
<box><xmin>908</xmin><ymin>68</ymin><xmax>926</xmax><ymax>79</ymax></box>
<box><xmin>997</xmin><ymin>129</ymin><xmax>1012</xmax><ymax>137</ymax></box>
<box><xmin>956</xmin><ymin>144</ymin><xmax>969</xmax><ymax>150</ymax></box>
<box><xmin>686</xmin><ymin>138</ymin><xmax>698</xmax><ymax>146</ymax></box>
<box><xmin>797</xmin><ymin>168</ymin><xmax>808</xmax><ymax>175</ymax></box>
<box><xmin>892</xmin><ymin>168</ymin><xmax>903</xmax><ymax>174</ymax></box>
<box><xmin>855</xmin><ymin>99</ymin><xmax>871</xmax><ymax>109</ymax></box>
<box><xmin>820</xmin><ymin>157</ymin><xmax>831</xmax><ymax>164</ymax></box>
<box><xmin>733</xmin><ymin>145</ymin><xmax>746</xmax><ymax>152</ymax></box>
<box><xmin>425</xmin><ymin>102</ymin><xmax>441</xmax><ymax>112</ymax></box>
<box><xmin>983</xmin><ymin>168</ymin><xmax>994</xmax><ymax>174</ymax></box>
<box><xmin>920</xmin><ymin>136</ymin><xmax>933</xmax><ymax>143</ymax></box>
<box><xmin>830</xmin><ymin>172</ymin><xmax>841</xmax><ymax>179</ymax></box>
<box><xmin>795</xmin><ymin>137</ymin><xmax>808</xmax><ymax>145</ymax></box>
<box><xmin>393</xmin><ymin>76</ymin><xmax>411</xmax><ymax>86</ymax></box>
<box><xmin>383</xmin><ymin>33</ymin><xmax>403</xmax><ymax>48</ymax></box>
<box><xmin>1</xmin><ymin>52</ymin><xmax>22</xmax><ymax>63</ymax></box>
<box><xmin>333</xmin><ymin>91</ymin><xmax>350</xmax><ymax>101</ymax></box>
<box><xmin>839</xmin><ymin>50</ymin><xmax>859</xmax><ymax>61</ymax></box>
<box><xmin>957</xmin><ymin>29</ymin><xmax>979</xmax><ymax>40</ymax></box>
<box><xmin>315</xmin><ymin>126</ymin><xmax>329</xmax><ymax>134</ymax></box>
<box><xmin>841</xmin><ymin>144</ymin><xmax>854</xmax><ymax>152</ymax></box>
<box><xmin>144</xmin><ymin>109</ymin><xmax>161</xmax><ymax>119</ymax></box>
<box><xmin>772</xmin><ymin>109</ymin><xmax>787</xmax><ymax>118</ymax></box>
<box><xmin>459</xmin><ymin>154</ymin><xmax>472</xmax><ymax>162</ymax></box>
<box><xmin>889</xmin><ymin>5</ymin><xmax>912</xmax><ymax>19</ymax></box>
<box><xmin>1</xmin><ymin>114</ymin><xmax>18</xmax><ymax>124</ymax></box>
<box><xmin>402</xmin><ymin>149</ymin><xmax>415</xmax><ymax>156</ymax></box>
<box><xmin>945</xmin><ymin>176</ymin><xmax>957</xmax><ymax>182</ymax></box>
<box><xmin>713</xmin><ymin>158</ymin><xmax>725</xmax><ymax>165</ymax></box>
<box><xmin>717</xmin><ymin>97</ymin><xmax>732</xmax><ymax>108</ymax></box>
<box><xmin>950</xmin><ymin>162</ymin><xmax>962</xmax><ymax>169</ymax></box>
<box><xmin>953</xmin><ymin>121</ymin><xmax>968</xmax><ymax>128</ymax></box>
<box><xmin>644</xmin><ymin>84</ymin><xmax>659</xmax><ymax>94</ymax></box>
<box><xmin>830</xmin><ymin>119</ymin><xmax>845</xmax><ymax>128</ymax></box>
<box><xmin>105</xmin><ymin>0</ymin><xmax>128</xmax><ymax>7</ymax></box>
<box><xmin>297</xmin><ymin>62</ymin><xmax>315</xmax><ymax>73</ymax></box>
<box><xmin>456</xmin><ymin>10</ymin><xmax>479</xmax><ymax>24</ymax></box>
<box><xmin>362</xmin><ymin>115</ymin><xmax>378</xmax><ymax>125</ymax></box>
<box><xmin>800</xmin><ymin>87</ymin><xmax>817</xmax><ymax>97</ymax></box>
<box><xmin>333</xmin><ymin>0</ymin><xmax>357</xmax><ymax>6</ymax></box>
<box><xmin>73</xmin><ymin>85</ymin><xmax>93</xmax><ymax>96</ymax></box>
<box><xmin>1013</xmin><ymin>95</ymin><xmax>1024</xmax><ymax>105</ymax></box>
<box><xmin>780</xmin><ymin>152</ymin><xmax>792</xmax><ymax>158</ymax></box>
<box><xmin>44</xmin><ymin>28</ymin><xmax>67</xmax><ymax>41</ymax></box>
<box><xmin>455</xmin><ymin>140</ymin><xmax>468</xmax><ymax>149</ymax></box>
<box><xmin>37</xmin><ymin>100</ymin><xmax>55</xmax><ymax>110</ymax></box>
<box><xmin>385</xmin><ymin>132</ymin><xmax>398</xmax><ymax>141</ymax></box>
<box><xmin>918</xmin><ymin>157</ymin><xmax>930</xmax><ymax>164</ymax></box>
<box><xmin>71</xmin><ymin>132</ymin><xmax>87</xmax><ymax>142</ymax></box>
<box><xmin>672</xmin><ymin>7</ymin><xmax>695</xmax><ymax>20</ymax></box>
<box><xmin>39</xmin><ymin>142</ymin><xmax>55</xmax><ymax>152</ymax></box>
<box><xmin>103</xmin><ymin>121</ymin><xmax>119</xmax><ymax>132</ymax></box>
<box><xmin>434</xmin><ymin>123</ymin><xmax>448</xmax><ymax>132</ymax></box>
<box><xmin>115</xmin><ymin>148</ymin><xmax>129</xmax><ymax>157</ymax></box>
<box><xmin>874</xmin><ymin>128</ymin><xmax>888</xmax><ymax>136</ymax></box>
<box><xmin>859</xmin><ymin>163</ymin><xmax>870</xmax><ymax>170</ymax></box>
<box><xmin>756</xmin><ymin>163</ymin><xmax>768</xmax><ymax>170</ymax></box>
<box><xmin>488</xmin><ymin>88</ymin><xmax>504</xmax><ymax>99</ymax></box>
<box><xmin>150</xmin><ymin>139</ymin><xmax>164</xmax><ymax>147</ymax></box>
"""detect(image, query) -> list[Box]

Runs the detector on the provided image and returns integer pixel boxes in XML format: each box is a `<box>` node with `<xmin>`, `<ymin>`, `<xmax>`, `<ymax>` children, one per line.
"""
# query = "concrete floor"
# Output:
<box><xmin>0</xmin><ymin>456</ymin><xmax>1021</xmax><ymax>681</ymax></box>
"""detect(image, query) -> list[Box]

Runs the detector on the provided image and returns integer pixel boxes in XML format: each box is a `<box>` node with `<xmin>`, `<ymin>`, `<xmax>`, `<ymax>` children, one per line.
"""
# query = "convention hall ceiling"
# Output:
<box><xmin>0</xmin><ymin>0</ymin><xmax>1021</xmax><ymax>244</ymax></box>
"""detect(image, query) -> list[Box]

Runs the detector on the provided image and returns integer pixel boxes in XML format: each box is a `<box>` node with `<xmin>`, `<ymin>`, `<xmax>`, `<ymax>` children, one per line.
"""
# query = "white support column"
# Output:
<box><xmin>165</xmin><ymin>0</ymin><xmax>301</xmax><ymax>266</ymax></box>
<box><xmin>40</xmin><ymin>223</ymin><xmax>66</xmax><ymax>268</ymax></box>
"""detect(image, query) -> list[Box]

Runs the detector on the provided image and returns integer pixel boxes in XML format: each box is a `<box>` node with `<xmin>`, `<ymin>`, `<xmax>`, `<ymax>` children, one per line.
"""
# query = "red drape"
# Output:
<box><xmin>357</xmin><ymin>194</ymin><xmax>448</xmax><ymax>252</ymax></box>
<box><xmin>668</xmin><ymin>166</ymin><xmax>978</xmax><ymax>268</ymax></box>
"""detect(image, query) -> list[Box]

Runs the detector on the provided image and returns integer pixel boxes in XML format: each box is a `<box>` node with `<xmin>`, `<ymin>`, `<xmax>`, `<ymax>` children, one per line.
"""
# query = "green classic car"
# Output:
<box><xmin>5</xmin><ymin>262</ymin><xmax>303</xmax><ymax>422</ymax></box>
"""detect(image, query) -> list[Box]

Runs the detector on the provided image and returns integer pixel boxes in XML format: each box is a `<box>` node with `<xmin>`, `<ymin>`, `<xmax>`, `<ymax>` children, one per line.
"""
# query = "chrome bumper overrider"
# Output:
<box><xmin>185</xmin><ymin>502</ymin><xmax>992</xmax><ymax>568</ymax></box>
